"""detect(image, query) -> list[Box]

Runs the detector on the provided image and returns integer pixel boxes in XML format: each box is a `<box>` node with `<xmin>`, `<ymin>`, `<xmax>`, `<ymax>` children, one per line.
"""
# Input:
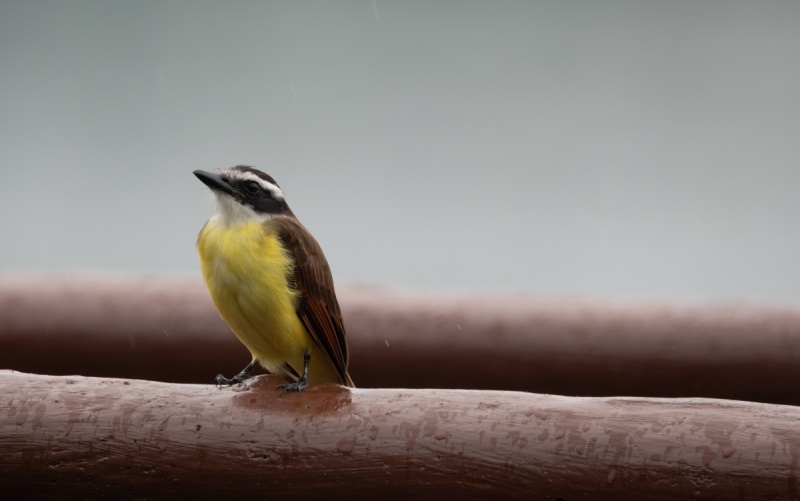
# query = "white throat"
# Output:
<box><xmin>208</xmin><ymin>192</ymin><xmax>272</xmax><ymax>226</ymax></box>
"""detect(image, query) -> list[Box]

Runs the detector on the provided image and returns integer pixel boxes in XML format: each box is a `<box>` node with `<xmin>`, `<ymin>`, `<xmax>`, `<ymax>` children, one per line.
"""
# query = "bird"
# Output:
<box><xmin>193</xmin><ymin>165</ymin><xmax>354</xmax><ymax>392</ymax></box>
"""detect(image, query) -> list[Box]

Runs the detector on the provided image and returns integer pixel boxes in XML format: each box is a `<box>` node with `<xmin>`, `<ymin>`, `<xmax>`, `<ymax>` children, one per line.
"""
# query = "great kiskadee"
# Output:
<box><xmin>194</xmin><ymin>166</ymin><xmax>354</xmax><ymax>392</ymax></box>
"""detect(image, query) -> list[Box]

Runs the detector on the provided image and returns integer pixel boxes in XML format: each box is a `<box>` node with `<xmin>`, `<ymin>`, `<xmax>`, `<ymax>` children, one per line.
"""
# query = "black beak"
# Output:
<box><xmin>193</xmin><ymin>170</ymin><xmax>237</xmax><ymax>197</ymax></box>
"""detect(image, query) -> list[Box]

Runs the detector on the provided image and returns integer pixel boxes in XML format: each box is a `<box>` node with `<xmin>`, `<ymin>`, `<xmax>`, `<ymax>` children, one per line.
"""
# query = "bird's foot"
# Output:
<box><xmin>277</xmin><ymin>352</ymin><xmax>311</xmax><ymax>394</ymax></box>
<box><xmin>277</xmin><ymin>377</ymin><xmax>308</xmax><ymax>394</ymax></box>
<box><xmin>215</xmin><ymin>360</ymin><xmax>258</xmax><ymax>387</ymax></box>
<box><xmin>215</xmin><ymin>373</ymin><xmax>249</xmax><ymax>386</ymax></box>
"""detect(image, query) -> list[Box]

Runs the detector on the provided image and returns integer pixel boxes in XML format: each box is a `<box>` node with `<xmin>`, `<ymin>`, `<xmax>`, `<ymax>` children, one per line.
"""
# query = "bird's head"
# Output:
<box><xmin>194</xmin><ymin>166</ymin><xmax>293</xmax><ymax>224</ymax></box>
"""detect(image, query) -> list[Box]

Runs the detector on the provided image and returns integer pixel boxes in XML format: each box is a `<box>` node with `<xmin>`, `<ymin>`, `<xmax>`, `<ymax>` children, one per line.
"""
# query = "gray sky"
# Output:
<box><xmin>1</xmin><ymin>1</ymin><xmax>799</xmax><ymax>303</ymax></box>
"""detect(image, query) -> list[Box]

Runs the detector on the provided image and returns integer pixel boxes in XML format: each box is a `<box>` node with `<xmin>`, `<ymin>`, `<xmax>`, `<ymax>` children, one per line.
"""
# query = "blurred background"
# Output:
<box><xmin>1</xmin><ymin>0</ymin><xmax>798</xmax><ymax>303</ymax></box>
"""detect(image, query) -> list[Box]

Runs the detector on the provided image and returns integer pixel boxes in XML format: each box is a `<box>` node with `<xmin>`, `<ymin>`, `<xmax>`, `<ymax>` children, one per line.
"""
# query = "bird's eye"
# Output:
<box><xmin>245</xmin><ymin>182</ymin><xmax>260</xmax><ymax>193</ymax></box>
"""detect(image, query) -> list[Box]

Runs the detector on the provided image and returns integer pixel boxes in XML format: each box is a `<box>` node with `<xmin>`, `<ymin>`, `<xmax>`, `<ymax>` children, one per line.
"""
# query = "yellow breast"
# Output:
<box><xmin>196</xmin><ymin>220</ymin><xmax>308</xmax><ymax>371</ymax></box>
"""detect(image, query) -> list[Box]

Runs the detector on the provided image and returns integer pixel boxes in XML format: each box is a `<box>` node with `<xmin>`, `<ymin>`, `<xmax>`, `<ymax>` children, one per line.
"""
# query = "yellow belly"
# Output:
<box><xmin>197</xmin><ymin>220</ymin><xmax>337</xmax><ymax>385</ymax></box>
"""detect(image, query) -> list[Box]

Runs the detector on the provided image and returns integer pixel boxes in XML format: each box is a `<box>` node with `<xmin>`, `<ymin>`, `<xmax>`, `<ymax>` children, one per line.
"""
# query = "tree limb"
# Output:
<box><xmin>2</xmin><ymin>370</ymin><xmax>799</xmax><ymax>500</ymax></box>
<box><xmin>2</xmin><ymin>274</ymin><xmax>800</xmax><ymax>404</ymax></box>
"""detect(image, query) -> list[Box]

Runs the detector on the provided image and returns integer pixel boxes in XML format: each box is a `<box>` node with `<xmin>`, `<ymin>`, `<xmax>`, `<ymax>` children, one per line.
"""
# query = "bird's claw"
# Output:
<box><xmin>215</xmin><ymin>374</ymin><xmax>243</xmax><ymax>387</ymax></box>
<box><xmin>277</xmin><ymin>378</ymin><xmax>308</xmax><ymax>395</ymax></box>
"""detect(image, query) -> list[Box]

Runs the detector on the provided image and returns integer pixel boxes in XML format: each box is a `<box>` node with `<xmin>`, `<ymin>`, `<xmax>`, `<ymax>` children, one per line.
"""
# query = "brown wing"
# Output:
<box><xmin>272</xmin><ymin>216</ymin><xmax>353</xmax><ymax>386</ymax></box>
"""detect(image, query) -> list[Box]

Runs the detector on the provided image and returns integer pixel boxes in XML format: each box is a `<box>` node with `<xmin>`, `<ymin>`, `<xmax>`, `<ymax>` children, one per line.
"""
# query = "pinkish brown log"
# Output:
<box><xmin>1</xmin><ymin>370</ymin><xmax>798</xmax><ymax>500</ymax></box>
<box><xmin>2</xmin><ymin>274</ymin><xmax>800</xmax><ymax>405</ymax></box>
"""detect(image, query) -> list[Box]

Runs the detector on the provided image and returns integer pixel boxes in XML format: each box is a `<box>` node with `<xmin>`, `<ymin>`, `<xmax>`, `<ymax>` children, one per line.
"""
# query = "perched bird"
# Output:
<box><xmin>194</xmin><ymin>166</ymin><xmax>354</xmax><ymax>392</ymax></box>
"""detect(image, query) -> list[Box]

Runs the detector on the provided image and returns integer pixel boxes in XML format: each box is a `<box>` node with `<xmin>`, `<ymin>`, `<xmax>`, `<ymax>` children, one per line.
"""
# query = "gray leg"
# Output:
<box><xmin>215</xmin><ymin>359</ymin><xmax>258</xmax><ymax>386</ymax></box>
<box><xmin>277</xmin><ymin>352</ymin><xmax>310</xmax><ymax>394</ymax></box>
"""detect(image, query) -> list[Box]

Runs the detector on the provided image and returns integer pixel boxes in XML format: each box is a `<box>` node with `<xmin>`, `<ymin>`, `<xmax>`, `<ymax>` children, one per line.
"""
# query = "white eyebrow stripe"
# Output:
<box><xmin>228</xmin><ymin>170</ymin><xmax>285</xmax><ymax>200</ymax></box>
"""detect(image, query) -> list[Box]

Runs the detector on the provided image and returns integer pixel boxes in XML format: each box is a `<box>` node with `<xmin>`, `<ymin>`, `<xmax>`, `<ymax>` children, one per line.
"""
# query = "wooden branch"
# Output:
<box><xmin>2</xmin><ymin>370</ymin><xmax>798</xmax><ymax>500</ymax></box>
<box><xmin>3</xmin><ymin>275</ymin><xmax>800</xmax><ymax>498</ymax></box>
<box><xmin>2</xmin><ymin>274</ymin><xmax>800</xmax><ymax>404</ymax></box>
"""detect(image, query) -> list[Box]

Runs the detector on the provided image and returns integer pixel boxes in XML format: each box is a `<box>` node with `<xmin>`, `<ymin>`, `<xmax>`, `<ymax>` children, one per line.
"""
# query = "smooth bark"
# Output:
<box><xmin>2</xmin><ymin>274</ymin><xmax>800</xmax><ymax>404</ymax></box>
<box><xmin>2</xmin><ymin>371</ymin><xmax>799</xmax><ymax>500</ymax></box>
